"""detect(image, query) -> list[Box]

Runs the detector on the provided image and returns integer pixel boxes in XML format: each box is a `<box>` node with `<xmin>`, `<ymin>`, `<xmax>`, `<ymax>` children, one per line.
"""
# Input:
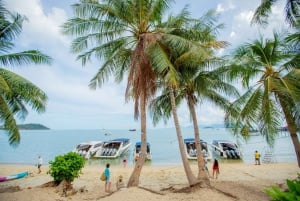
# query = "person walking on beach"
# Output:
<box><xmin>104</xmin><ymin>163</ymin><xmax>111</xmax><ymax>193</ymax></box>
<box><xmin>37</xmin><ymin>155</ymin><xmax>42</xmax><ymax>174</ymax></box>
<box><xmin>212</xmin><ymin>159</ymin><xmax>220</xmax><ymax>179</ymax></box>
<box><xmin>254</xmin><ymin>150</ymin><xmax>261</xmax><ymax>165</ymax></box>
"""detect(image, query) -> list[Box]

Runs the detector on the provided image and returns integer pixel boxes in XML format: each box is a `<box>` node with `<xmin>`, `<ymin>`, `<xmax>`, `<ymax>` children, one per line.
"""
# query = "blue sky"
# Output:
<box><xmin>4</xmin><ymin>0</ymin><xmax>288</xmax><ymax>129</ymax></box>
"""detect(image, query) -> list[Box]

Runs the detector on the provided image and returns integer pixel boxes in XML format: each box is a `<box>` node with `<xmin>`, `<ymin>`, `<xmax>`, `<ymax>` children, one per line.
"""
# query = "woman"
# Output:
<box><xmin>212</xmin><ymin>159</ymin><xmax>220</xmax><ymax>179</ymax></box>
<box><xmin>104</xmin><ymin>163</ymin><xmax>111</xmax><ymax>192</ymax></box>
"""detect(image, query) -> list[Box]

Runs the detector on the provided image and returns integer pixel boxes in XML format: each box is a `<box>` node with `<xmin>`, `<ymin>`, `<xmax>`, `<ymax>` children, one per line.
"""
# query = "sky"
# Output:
<box><xmin>3</xmin><ymin>0</ymin><xmax>288</xmax><ymax>130</ymax></box>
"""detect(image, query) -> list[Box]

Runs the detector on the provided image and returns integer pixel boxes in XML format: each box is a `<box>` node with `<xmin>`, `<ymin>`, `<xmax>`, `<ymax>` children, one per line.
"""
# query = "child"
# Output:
<box><xmin>116</xmin><ymin>175</ymin><xmax>126</xmax><ymax>190</ymax></box>
<box><xmin>212</xmin><ymin>159</ymin><xmax>220</xmax><ymax>179</ymax></box>
<box><xmin>104</xmin><ymin>163</ymin><xmax>111</xmax><ymax>192</ymax></box>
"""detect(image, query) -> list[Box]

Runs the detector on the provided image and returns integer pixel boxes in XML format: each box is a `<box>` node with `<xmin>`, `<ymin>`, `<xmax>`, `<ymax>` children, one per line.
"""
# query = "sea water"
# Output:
<box><xmin>0</xmin><ymin>127</ymin><xmax>296</xmax><ymax>166</ymax></box>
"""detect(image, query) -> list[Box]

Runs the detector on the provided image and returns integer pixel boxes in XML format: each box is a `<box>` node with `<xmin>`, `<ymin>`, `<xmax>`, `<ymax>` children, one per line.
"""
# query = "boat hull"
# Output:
<box><xmin>0</xmin><ymin>171</ymin><xmax>28</xmax><ymax>182</ymax></box>
<box><xmin>94</xmin><ymin>138</ymin><xmax>131</xmax><ymax>158</ymax></box>
<box><xmin>134</xmin><ymin>142</ymin><xmax>152</xmax><ymax>161</ymax></box>
<box><xmin>211</xmin><ymin>140</ymin><xmax>242</xmax><ymax>159</ymax></box>
<box><xmin>184</xmin><ymin>138</ymin><xmax>212</xmax><ymax>161</ymax></box>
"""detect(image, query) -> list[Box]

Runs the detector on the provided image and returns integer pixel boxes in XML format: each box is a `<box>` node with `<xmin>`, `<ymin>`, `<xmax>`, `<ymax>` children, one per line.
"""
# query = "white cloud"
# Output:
<box><xmin>216</xmin><ymin>1</ymin><xmax>235</xmax><ymax>13</ymax></box>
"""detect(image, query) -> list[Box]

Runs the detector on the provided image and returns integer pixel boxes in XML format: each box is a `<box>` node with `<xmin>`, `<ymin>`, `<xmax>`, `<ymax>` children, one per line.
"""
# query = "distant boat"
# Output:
<box><xmin>211</xmin><ymin>140</ymin><xmax>242</xmax><ymax>159</ymax></box>
<box><xmin>0</xmin><ymin>171</ymin><xmax>28</xmax><ymax>182</ymax></box>
<box><xmin>134</xmin><ymin>141</ymin><xmax>152</xmax><ymax>160</ymax></box>
<box><xmin>94</xmin><ymin>138</ymin><xmax>131</xmax><ymax>158</ymax></box>
<box><xmin>184</xmin><ymin>138</ymin><xmax>212</xmax><ymax>161</ymax></box>
<box><xmin>129</xmin><ymin>129</ymin><xmax>136</xmax><ymax>131</ymax></box>
<box><xmin>73</xmin><ymin>141</ymin><xmax>103</xmax><ymax>159</ymax></box>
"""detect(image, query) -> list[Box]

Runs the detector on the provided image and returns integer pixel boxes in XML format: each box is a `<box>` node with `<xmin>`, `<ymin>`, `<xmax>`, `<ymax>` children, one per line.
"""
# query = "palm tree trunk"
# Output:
<box><xmin>279</xmin><ymin>98</ymin><xmax>300</xmax><ymax>168</ymax></box>
<box><xmin>127</xmin><ymin>92</ymin><xmax>147</xmax><ymax>187</ymax></box>
<box><xmin>188</xmin><ymin>100</ymin><xmax>210</xmax><ymax>183</ymax></box>
<box><xmin>169</xmin><ymin>86</ymin><xmax>198</xmax><ymax>186</ymax></box>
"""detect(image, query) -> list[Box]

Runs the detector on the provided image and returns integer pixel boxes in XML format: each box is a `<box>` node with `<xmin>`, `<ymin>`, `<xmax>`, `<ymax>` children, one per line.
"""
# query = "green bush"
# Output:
<box><xmin>48</xmin><ymin>152</ymin><xmax>85</xmax><ymax>184</ymax></box>
<box><xmin>265</xmin><ymin>179</ymin><xmax>300</xmax><ymax>201</ymax></box>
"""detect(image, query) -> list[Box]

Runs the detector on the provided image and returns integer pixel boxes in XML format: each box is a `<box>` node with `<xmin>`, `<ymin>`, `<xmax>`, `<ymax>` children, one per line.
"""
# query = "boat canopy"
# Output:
<box><xmin>135</xmin><ymin>142</ymin><xmax>150</xmax><ymax>146</ymax></box>
<box><xmin>109</xmin><ymin>138</ymin><xmax>130</xmax><ymax>143</ymax></box>
<box><xmin>184</xmin><ymin>138</ymin><xmax>205</xmax><ymax>143</ymax></box>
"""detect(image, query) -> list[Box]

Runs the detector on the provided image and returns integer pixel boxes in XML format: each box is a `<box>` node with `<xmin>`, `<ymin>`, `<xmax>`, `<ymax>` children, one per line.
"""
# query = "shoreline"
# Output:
<box><xmin>0</xmin><ymin>162</ymin><xmax>298</xmax><ymax>201</ymax></box>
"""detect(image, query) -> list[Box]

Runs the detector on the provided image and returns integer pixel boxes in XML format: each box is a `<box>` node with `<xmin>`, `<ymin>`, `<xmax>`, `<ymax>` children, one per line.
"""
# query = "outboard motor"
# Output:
<box><xmin>225</xmin><ymin>150</ymin><xmax>232</xmax><ymax>158</ymax></box>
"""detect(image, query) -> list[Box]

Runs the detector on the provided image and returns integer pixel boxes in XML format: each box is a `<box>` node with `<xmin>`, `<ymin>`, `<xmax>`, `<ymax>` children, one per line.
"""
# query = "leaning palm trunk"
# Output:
<box><xmin>169</xmin><ymin>86</ymin><xmax>198</xmax><ymax>186</ymax></box>
<box><xmin>188</xmin><ymin>100</ymin><xmax>210</xmax><ymax>183</ymax></box>
<box><xmin>279</xmin><ymin>98</ymin><xmax>300</xmax><ymax>168</ymax></box>
<box><xmin>127</xmin><ymin>93</ymin><xmax>147</xmax><ymax>187</ymax></box>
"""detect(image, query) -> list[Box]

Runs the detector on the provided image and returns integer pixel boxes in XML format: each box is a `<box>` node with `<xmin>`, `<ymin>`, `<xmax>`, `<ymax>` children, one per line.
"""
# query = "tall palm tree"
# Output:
<box><xmin>224</xmin><ymin>32</ymin><xmax>300</xmax><ymax>167</ymax></box>
<box><xmin>149</xmin><ymin>10</ymin><xmax>234</xmax><ymax>185</ymax></box>
<box><xmin>251</xmin><ymin>0</ymin><xmax>300</xmax><ymax>27</ymax></box>
<box><xmin>63</xmin><ymin>0</ymin><xmax>206</xmax><ymax>186</ymax></box>
<box><xmin>0</xmin><ymin>2</ymin><xmax>52</xmax><ymax>146</ymax></box>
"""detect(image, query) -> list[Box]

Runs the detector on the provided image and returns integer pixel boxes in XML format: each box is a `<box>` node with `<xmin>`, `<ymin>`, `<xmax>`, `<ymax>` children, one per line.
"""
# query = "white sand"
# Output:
<box><xmin>0</xmin><ymin>162</ymin><xmax>298</xmax><ymax>201</ymax></box>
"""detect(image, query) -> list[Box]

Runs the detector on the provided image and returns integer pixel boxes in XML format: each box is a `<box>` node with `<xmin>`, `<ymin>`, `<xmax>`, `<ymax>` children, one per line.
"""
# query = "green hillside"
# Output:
<box><xmin>0</xmin><ymin>123</ymin><xmax>50</xmax><ymax>130</ymax></box>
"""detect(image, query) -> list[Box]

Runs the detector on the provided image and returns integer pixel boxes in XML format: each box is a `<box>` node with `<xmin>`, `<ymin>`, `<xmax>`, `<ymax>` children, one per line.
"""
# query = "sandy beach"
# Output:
<box><xmin>0</xmin><ymin>162</ymin><xmax>298</xmax><ymax>201</ymax></box>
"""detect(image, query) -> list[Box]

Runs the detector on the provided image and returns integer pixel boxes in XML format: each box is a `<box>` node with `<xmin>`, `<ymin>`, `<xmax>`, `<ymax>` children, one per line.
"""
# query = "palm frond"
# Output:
<box><xmin>0</xmin><ymin>51</ymin><xmax>52</xmax><ymax>67</ymax></box>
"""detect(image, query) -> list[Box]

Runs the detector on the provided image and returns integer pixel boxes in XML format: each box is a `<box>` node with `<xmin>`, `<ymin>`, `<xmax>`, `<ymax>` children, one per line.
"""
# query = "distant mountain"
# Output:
<box><xmin>0</xmin><ymin>123</ymin><xmax>50</xmax><ymax>130</ymax></box>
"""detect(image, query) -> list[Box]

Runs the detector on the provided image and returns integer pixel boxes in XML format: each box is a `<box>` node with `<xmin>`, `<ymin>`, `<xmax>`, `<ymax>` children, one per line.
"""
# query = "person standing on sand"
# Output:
<box><xmin>254</xmin><ymin>150</ymin><xmax>261</xmax><ymax>165</ymax></box>
<box><xmin>37</xmin><ymin>155</ymin><xmax>42</xmax><ymax>173</ymax></box>
<box><xmin>104</xmin><ymin>163</ymin><xmax>111</xmax><ymax>193</ymax></box>
<box><xmin>212</xmin><ymin>159</ymin><xmax>219</xmax><ymax>179</ymax></box>
<box><xmin>122</xmin><ymin>157</ymin><xmax>127</xmax><ymax>168</ymax></box>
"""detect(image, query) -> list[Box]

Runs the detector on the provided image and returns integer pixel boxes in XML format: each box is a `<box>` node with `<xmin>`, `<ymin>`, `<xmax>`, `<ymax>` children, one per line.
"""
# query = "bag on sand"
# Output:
<box><xmin>100</xmin><ymin>172</ymin><xmax>106</xmax><ymax>181</ymax></box>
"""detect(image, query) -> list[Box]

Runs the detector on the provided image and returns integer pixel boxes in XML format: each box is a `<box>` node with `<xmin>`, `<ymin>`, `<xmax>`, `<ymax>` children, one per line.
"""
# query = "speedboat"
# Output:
<box><xmin>73</xmin><ymin>141</ymin><xmax>103</xmax><ymax>159</ymax></box>
<box><xmin>134</xmin><ymin>141</ymin><xmax>152</xmax><ymax>161</ymax></box>
<box><xmin>94</xmin><ymin>138</ymin><xmax>131</xmax><ymax>158</ymax></box>
<box><xmin>211</xmin><ymin>140</ymin><xmax>241</xmax><ymax>159</ymax></box>
<box><xmin>184</xmin><ymin>138</ymin><xmax>212</xmax><ymax>161</ymax></box>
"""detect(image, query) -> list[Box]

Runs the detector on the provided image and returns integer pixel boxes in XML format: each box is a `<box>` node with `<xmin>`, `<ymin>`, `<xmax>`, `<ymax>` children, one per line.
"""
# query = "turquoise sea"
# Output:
<box><xmin>0</xmin><ymin>127</ymin><xmax>296</xmax><ymax>166</ymax></box>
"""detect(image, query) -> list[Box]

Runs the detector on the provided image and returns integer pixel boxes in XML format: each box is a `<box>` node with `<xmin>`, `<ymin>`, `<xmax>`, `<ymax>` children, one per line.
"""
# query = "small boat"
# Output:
<box><xmin>94</xmin><ymin>138</ymin><xmax>131</xmax><ymax>158</ymax></box>
<box><xmin>129</xmin><ymin>129</ymin><xmax>136</xmax><ymax>131</ymax></box>
<box><xmin>184</xmin><ymin>138</ymin><xmax>212</xmax><ymax>161</ymax></box>
<box><xmin>73</xmin><ymin>141</ymin><xmax>103</xmax><ymax>159</ymax></box>
<box><xmin>0</xmin><ymin>171</ymin><xmax>28</xmax><ymax>182</ymax></box>
<box><xmin>211</xmin><ymin>140</ymin><xmax>242</xmax><ymax>159</ymax></box>
<box><xmin>134</xmin><ymin>141</ymin><xmax>152</xmax><ymax>160</ymax></box>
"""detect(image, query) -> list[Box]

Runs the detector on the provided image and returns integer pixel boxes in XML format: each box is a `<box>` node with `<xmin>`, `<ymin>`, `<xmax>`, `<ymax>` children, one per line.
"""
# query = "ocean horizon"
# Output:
<box><xmin>0</xmin><ymin>127</ymin><xmax>296</xmax><ymax>166</ymax></box>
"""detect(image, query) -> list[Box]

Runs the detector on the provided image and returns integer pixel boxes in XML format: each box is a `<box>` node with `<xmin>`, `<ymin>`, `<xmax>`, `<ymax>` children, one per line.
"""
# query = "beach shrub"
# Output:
<box><xmin>264</xmin><ymin>179</ymin><xmax>300</xmax><ymax>201</ymax></box>
<box><xmin>48</xmin><ymin>152</ymin><xmax>85</xmax><ymax>184</ymax></box>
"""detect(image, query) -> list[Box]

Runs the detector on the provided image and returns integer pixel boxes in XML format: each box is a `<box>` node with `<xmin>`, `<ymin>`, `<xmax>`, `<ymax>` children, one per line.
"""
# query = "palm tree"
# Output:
<box><xmin>251</xmin><ymin>0</ymin><xmax>300</xmax><ymax>27</ymax></box>
<box><xmin>149</xmin><ymin>10</ymin><xmax>235</xmax><ymax>185</ymax></box>
<box><xmin>224</xmin><ymin>32</ymin><xmax>300</xmax><ymax>167</ymax></box>
<box><xmin>150</xmin><ymin>62</ymin><xmax>238</xmax><ymax>181</ymax></box>
<box><xmin>63</xmin><ymin>0</ymin><xmax>207</xmax><ymax>186</ymax></box>
<box><xmin>0</xmin><ymin>2</ymin><xmax>52</xmax><ymax>146</ymax></box>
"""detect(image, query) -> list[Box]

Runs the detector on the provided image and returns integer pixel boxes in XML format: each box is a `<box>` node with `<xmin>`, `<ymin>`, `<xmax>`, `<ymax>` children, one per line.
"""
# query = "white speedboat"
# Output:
<box><xmin>184</xmin><ymin>138</ymin><xmax>212</xmax><ymax>161</ymax></box>
<box><xmin>73</xmin><ymin>141</ymin><xmax>103</xmax><ymax>159</ymax></box>
<box><xmin>211</xmin><ymin>140</ymin><xmax>242</xmax><ymax>159</ymax></box>
<box><xmin>134</xmin><ymin>141</ymin><xmax>152</xmax><ymax>161</ymax></box>
<box><xmin>94</xmin><ymin>138</ymin><xmax>131</xmax><ymax>158</ymax></box>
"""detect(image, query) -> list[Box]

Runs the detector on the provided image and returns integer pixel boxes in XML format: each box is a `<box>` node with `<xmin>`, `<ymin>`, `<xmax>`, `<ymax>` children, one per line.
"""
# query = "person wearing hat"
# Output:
<box><xmin>116</xmin><ymin>175</ymin><xmax>125</xmax><ymax>190</ymax></box>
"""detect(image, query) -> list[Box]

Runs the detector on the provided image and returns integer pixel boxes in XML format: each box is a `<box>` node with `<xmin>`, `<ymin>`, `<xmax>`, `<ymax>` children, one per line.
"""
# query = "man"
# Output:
<box><xmin>254</xmin><ymin>150</ymin><xmax>261</xmax><ymax>165</ymax></box>
<box><xmin>38</xmin><ymin>155</ymin><xmax>43</xmax><ymax>173</ymax></box>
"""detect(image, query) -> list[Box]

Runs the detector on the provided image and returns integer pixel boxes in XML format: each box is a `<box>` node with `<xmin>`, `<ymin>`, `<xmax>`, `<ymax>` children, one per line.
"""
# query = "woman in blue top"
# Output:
<box><xmin>104</xmin><ymin>163</ymin><xmax>111</xmax><ymax>192</ymax></box>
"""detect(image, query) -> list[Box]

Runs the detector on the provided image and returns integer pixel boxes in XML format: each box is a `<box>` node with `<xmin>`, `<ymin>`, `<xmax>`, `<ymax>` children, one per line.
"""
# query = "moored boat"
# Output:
<box><xmin>211</xmin><ymin>140</ymin><xmax>242</xmax><ymax>159</ymax></box>
<box><xmin>0</xmin><ymin>171</ymin><xmax>28</xmax><ymax>182</ymax></box>
<box><xmin>134</xmin><ymin>141</ymin><xmax>152</xmax><ymax>161</ymax></box>
<box><xmin>184</xmin><ymin>138</ymin><xmax>212</xmax><ymax>161</ymax></box>
<box><xmin>94</xmin><ymin>138</ymin><xmax>131</xmax><ymax>158</ymax></box>
<box><xmin>73</xmin><ymin>141</ymin><xmax>103</xmax><ymax>159</ymax></box>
